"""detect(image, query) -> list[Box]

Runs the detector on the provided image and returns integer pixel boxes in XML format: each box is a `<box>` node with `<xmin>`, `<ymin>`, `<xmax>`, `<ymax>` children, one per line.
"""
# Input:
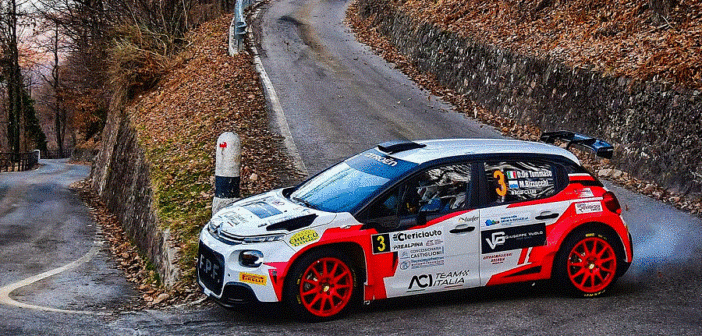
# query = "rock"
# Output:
<box><xmin>153</xmin><ymin>293</ymin><xmax>170</xmax><ymax>305</ymax></box>
<box><xmin>611</xmin><ymin>169</ymin><xmax>623</xmax><ymax>179</ymax></box>
<box><xmin>250</xmin><ymin>173</ymin><xmax>259</xmax><ymax>182</ymax></box>
<box><xmin>598</xmin><ymin>168</ymin><xmax>612</xmax><ymax>177</ymax></box>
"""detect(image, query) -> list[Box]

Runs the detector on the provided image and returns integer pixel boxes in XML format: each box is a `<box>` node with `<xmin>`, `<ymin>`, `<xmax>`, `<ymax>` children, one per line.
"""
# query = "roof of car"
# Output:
<box><xmin>386</xmin><ymin>139</ymin><xmax>581</xmax><ymax>165</ymax></box>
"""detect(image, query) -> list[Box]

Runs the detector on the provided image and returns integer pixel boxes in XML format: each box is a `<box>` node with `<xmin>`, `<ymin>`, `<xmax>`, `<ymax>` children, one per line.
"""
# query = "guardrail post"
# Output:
<box><xmin>213</xmin><ymin>132</ymin><xmax>241</xmax><ymax>214</ymax></box>
<box><xmin>235</xmin><ymin>21</ymin><xmax>247</xmax><ymax>52</ymax></box>
<box><xmin>228</xmin><ymin>16</ymin><xmax>238</xmax><ymax>56</ymax></box>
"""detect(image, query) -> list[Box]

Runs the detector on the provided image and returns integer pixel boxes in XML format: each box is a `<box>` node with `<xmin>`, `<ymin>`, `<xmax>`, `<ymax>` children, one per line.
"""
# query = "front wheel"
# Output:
<box><xmin>284</xmin><ymin>249</ymin><xmax>358</xmax><ymax>321</ymax></box>
<box><xmin>554</xmin><ymin>230</ymin><xmax>620</xmax><ymax>297</ymax></box>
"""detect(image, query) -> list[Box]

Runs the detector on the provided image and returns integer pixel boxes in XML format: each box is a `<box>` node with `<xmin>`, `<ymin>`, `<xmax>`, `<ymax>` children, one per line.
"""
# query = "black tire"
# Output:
<box><xmin>284</xmin><ymin>248</ymin><xmax>359</xmax><ymax>322</ymax></box>
<box><xmin>553</xmin><ymin>229</ymin><xmax>622</xmax><ymax>297</ymax></box>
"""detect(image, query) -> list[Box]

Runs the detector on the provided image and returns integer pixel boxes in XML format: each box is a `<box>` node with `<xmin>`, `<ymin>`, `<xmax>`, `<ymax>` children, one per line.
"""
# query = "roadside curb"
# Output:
<box><xmin>246</xmin><ymin>3</ymin><xmax>309</xmax><ymax>177</ymax></box>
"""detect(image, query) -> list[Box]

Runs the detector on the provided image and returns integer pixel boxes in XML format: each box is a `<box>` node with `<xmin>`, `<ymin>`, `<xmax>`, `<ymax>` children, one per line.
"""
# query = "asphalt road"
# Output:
<box><xmin>1</xmin><ymin>0</ymin><xmax>701</xmax><ymax>334</ymax></box>
<box><xmin>252</xmin><ymin>0</ymin><xmax>702</xmax><ymax>334</ymax></box>
<box><xmin>0</xmin><ymin>160</ymin><xmax>138</xmax><ymax>334</ymax></box>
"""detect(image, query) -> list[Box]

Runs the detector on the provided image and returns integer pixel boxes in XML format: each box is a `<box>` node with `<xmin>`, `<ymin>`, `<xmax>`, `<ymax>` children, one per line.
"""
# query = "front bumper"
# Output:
<box><xmin>197</xmin><ymin>229</ymin><xmax>294</xmax><ymax>303</ymax></box>
<box><xmin>204</xmin><ymin>282</ymin><xmax>260</xmax><ymax>307</ymax></box>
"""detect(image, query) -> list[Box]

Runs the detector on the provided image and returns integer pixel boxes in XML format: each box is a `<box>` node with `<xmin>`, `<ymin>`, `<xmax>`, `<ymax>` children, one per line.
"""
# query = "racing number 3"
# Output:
<box><xmin>372</xmin><ymin>233</ymin><xmax>391</xmax><ymax>254</ymax></box>
<box><xmin>494</xmin><ymin>170</ymin><xmax>507</xmax><ymax>197</ymax></box>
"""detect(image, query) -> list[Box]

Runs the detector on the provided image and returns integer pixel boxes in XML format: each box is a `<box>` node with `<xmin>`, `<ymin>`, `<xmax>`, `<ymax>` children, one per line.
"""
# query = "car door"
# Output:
<box><xmin>361</xmin><ymin>162</ymin><xmax>481</xmax><ymax>298</ymax></box>
<box><xmin>478</xmin><ymin>159</ymin><xmax>570</xmax><ymax>286</ymax></box>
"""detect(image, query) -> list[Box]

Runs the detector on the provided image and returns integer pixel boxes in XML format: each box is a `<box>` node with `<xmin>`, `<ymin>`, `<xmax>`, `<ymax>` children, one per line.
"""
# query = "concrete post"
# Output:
<box><xmin>213</xmin><ymin>132</ymin><xmax>241</xmax><ymax>214</ymax></box>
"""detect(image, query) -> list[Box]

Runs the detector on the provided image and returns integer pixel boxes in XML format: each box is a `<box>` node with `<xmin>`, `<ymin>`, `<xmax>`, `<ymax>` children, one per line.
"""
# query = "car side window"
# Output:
<box><xmin>363</xmin><ymin>163</ymin><xmax>472</xmax><ymax>222</ymax></box>
<box><xmin>484</xmin><ymin>161</ymin><xmax>556</xmax><ymax>204</ymax></box>
<box><xmin>400</xmin><ymin>164</ymin><xmax>472</xmax><ymax>216</ymax></box>
<box><xmin>364</xmin><ymin>186</ymin><xmax>403</xmax><ymax>219</ymax></box>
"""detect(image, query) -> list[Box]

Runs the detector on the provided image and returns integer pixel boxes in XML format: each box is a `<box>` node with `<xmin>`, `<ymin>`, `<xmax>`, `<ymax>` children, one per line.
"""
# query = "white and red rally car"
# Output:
<box><xmin>198</xmin><ymin>132</ymin><xmax>633</xmax><ymax>321</ymax></box>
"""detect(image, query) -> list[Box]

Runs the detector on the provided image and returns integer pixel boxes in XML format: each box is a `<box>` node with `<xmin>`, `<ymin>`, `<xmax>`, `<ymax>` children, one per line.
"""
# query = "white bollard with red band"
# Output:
<box><xmin>213</xmin><ymin>132</ymin><xmax>241</xmax><ymax>214</ymax></box>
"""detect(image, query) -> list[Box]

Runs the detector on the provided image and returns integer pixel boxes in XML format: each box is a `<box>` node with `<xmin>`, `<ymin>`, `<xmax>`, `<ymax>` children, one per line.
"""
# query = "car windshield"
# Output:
<box><xmin>289</xmin><ymin>149</ymin><xmax>417</xmax><ymax>213</ymax></box>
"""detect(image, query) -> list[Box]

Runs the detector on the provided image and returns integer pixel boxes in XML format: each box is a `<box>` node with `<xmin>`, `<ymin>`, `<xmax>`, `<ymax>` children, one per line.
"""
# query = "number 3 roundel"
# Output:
<box><xmin>494</xmin><ymin>170</ymin><xmax>507</xmax><ymax>197</ymax></box>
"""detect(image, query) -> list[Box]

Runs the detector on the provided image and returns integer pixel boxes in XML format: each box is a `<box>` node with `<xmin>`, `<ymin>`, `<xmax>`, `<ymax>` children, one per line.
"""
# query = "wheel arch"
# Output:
<box><xmin>282</xmin><ymin>242</ymin><xmax>368</xmax><ymax>320</ymax></box>
<box><xmin>286</xmin><ymin>242</ymin><xmax>368</xmax><ymax>286</ymax></box>
<box><xmin>552</xmin><ymin>221</ymin><xmax>627</xmax><ymax>277</ymax></box>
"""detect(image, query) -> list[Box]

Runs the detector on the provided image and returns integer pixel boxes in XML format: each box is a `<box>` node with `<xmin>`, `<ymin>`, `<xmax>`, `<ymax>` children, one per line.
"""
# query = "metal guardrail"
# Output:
<box><xmin>0</xmin><ymin>150</ymin><xmax>40</xmax><ymax>173</ymax></box>
<box><xmin>43</xmin><ymin>149</ymin><xmax>73</xmax><ymax>159</ymax></box>
<box><xmin>229</xmin><ymin>0</ymin><xmax>260</xmax><ymax>55</ymax></box>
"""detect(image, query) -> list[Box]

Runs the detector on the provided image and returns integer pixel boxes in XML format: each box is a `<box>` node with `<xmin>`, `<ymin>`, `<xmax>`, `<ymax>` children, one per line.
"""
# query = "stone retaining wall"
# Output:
<box><xmin>357</xmin><ymin>0</ymin><xmax>702</xmax><ymax>196</ymax></box>
<box><xmin>91</xmin><ymin>108</ymin><xmax>180</xmax><ymax>286</ymax></box>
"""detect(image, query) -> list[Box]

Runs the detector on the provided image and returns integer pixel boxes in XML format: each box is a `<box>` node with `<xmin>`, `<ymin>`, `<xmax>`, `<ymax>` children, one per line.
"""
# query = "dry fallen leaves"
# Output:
<box><xmin>348</xmin><ymin>0</ymin><xmax>702</xmax><ymax>215</ymax></box>
<box><xmin>393</xmin><ymin>0</ymin><xmax>702</xmax><ymax>90</ymax></box>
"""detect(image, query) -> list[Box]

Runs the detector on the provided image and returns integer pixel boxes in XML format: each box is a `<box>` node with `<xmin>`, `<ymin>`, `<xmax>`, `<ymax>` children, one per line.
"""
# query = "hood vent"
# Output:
<box><xmin>266</xmin><ymin>214</ymin><xmax>318</xmax><ymax>232</ymax></box>
<box><xmin>377</xmin><ymin>140</ymin><xmax>426</xmax><ymax>154</ymax></box>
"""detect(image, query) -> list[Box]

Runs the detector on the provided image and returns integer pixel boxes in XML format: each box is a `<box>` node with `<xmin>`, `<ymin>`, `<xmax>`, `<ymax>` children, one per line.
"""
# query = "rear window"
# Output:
<box><xmin>484</xmin><ymin>161</ymin><xmax>557</xmax><ymax>204</ymax></box>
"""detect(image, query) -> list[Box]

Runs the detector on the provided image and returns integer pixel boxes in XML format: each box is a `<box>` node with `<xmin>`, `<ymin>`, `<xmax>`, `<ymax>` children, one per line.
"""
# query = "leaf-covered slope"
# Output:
<box><xmin>127</xmin><ymin>14</ymin><xmax>298</xmax><ymax>282</ymax></box>
<box><xmin>397</xmin><ymin>0</ymin><xmax>701</xmax><ymax>89</ymax></box>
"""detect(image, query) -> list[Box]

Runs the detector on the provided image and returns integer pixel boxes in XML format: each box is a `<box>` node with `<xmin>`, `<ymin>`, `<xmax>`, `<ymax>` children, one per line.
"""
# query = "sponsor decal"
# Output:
<box><xmin>239</xmin><ymin>272</ymin><xmax>267</xmax><ymax>286</ymax></box>
<box><xmin>426</xmin><ymin>239</ymin><xmax>443</xmax><ymax>246</ymax></box>
<box><xmin>458</xmin><ymin>214</ymin><xmax>479</xmax><ymax>224</ymax></box>
<box><xmin>242</xmin><ymin>202</ymin><xmax>282</xmax><ymax>219</ymax></box>
<box><xmin>220</xmin><ymin>212</ymin><xmax>248</xmax><ymax>226</ymax></box>
<box><xmin>483</xmin><ymin>213</ymin><xmax>531</xmax><ymax>227</ymax></box>
<box><xmin>364</xmin><ymin>152</ymin><xmax>398</xmax><ymax>167</ymax></box>
<box><xmin>575</xmin><ymin>201</ymin><xmax>603</xmax><ymax>214</ymax></box>
<box><xmin>485</xmin><ymin>232</ymin><xmax>506</xmax><ymax>250</ymax></box>
<box><xmin>518</xmin><ymin>180</ymin><xmax>550</xmax><ymax>188</ymax></box>
<box><xmin>407</xmin><ymin>246</ymin><xmax>444</xmax><ymax>259</ymax></box>
<box><xmin>289</xmin><ymin>229</ymin><xmax>319</xmax><ymax>247</ymax></box>
<box><xmin>407</xmin><ymin>270</ymin><xmax>469</xmax><ymax>291</ymax></box>
<box><xmin>483</xmin><ymin>252</ymin><xmax>513</xmax><ymax>265</ymax></box>
<box><xmin>381</xmin><ymin>235</ymin><xmax>446</xmax><ymax>269</ymax></box>
<box><xmin>579</xmin><ymin>188</ymin><xmax>595</xmax><ymax>198</ymax></box>
<box><xmin>508</xmin><ymin>170</ymin><xmax>552</xmax><ymax>179</ymax></box>
<box><xmin>406</xmin><ymin>257</ymin><xmax>445</xmax><ymax>269</ymax></box>
<box><xmin>481</xmin><ymin>223</ymin><xmax>547</xmax><ymax>253</ymax></box>
<box><xmin>372</xmin><ymin>228</ymin><xmax>444</xmax><ymax>254</ymax></box>
<box><xmin>509</xmin><ymin>188</ymin><xmax>538</xmax><ymax>196</ymax></box>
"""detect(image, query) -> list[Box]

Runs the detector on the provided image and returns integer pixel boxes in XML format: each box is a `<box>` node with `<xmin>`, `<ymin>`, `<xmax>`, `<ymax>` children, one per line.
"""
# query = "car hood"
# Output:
<box><xmin>211</xmin><ymin>189</ymin><xmax>336</xmax><ymax>237</ymax></box>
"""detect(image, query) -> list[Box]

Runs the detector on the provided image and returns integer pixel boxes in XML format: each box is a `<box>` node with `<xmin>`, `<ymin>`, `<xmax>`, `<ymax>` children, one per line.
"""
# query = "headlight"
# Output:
<box><xmin>239</xmin><ymin>250</ymin><xmax>264</xmax><ymax>267</ymax></box>
<box><xmin>242</xmin><ymin>234</ymin><xmax>285</xmax><ymax>243</ymax></box>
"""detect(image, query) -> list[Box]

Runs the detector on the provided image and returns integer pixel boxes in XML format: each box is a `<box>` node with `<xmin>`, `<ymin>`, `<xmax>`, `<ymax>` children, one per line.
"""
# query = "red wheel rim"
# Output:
<box><xmin>299</xmin><ymin>257</ymin><xmax>353</xmax><ymax>317</ymax></box>
<box><xmin>567</xmin><ymin>237</ymin><xmax>617</xmax><ymax>293</ymax></box>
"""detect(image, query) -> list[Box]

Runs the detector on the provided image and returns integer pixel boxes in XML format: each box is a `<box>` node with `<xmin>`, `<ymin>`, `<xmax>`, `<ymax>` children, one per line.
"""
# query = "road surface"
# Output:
<box><xmin>0</xmin><ymin>0</ymin><xmax>700</xmax><ymax>334</ymax></box>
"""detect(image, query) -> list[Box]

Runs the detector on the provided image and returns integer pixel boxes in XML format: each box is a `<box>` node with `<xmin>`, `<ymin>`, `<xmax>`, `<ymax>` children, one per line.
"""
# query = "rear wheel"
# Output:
<box><xmin>554</xmin><ymin>230</ymin><xmax>620</xmax><ymax>297</ymax></box>
<box><xmin>284</xmin><ymin>249</ymin><xmax>358</xmax><ymax>321</ymax></box>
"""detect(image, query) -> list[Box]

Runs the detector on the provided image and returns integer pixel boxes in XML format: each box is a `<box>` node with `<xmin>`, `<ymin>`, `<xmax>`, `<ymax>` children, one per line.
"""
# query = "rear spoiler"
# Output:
<box><xmin>540</xmin><ymin>131</ymin><xmax>614</xmax><ymax>159</ymax></box>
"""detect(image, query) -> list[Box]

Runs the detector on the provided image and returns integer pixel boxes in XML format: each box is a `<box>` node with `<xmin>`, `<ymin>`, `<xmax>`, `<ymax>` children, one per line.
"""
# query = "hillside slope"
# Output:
<box><xmin>91</xmin><ymin>13</ymin><xmax>299</xmax><ymax>300</ymax></box>
<box><xmin>396</xmin><ymin>0</ymin><xmax>701</xmax><ymax>90</ymax></box>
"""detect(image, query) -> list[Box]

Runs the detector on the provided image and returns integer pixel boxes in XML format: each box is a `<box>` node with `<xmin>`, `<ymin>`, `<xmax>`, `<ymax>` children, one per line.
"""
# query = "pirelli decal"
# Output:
<box><xmin>481</xmin><ymin>223</ymin><xmax>546</xmax><ymax>254</ymax></box>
